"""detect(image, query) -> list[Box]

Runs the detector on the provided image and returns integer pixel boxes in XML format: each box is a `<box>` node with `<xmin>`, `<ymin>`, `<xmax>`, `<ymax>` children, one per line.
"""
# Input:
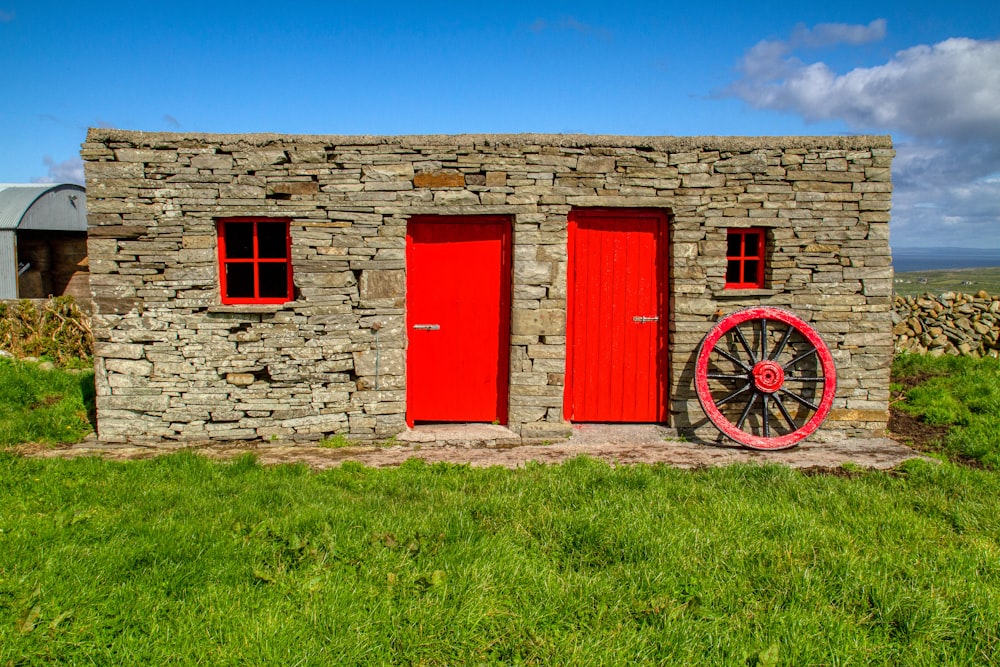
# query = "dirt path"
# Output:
<box><xmin>18</xmin><ymin>424</ymin><xmax>923</xmax><ymax>471</ymax></box>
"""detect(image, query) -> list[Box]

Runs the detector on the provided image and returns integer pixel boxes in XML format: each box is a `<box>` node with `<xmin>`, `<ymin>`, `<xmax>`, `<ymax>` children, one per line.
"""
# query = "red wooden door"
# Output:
<box><xmin>564</xmin><ymin>209</ymin><xmax>669</xmax><ymax>422</ymax></box>
<box><xmin>406</xmin><ymin>216</ymin><xmax>511</xmax><ymax>425</ymax></box>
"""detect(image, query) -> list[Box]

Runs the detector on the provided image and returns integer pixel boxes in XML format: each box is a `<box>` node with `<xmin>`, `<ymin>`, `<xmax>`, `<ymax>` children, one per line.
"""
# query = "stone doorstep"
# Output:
<box><xmin>396</xmin><ymin>423</ymin><xmax>522</xmax><ymax>447</ymax></box>
<box><xmin>568</xmin><ymin>423</ymin><xmax>680</xmax><ymax>446</ymax></box>
<box><xmin>396</xmin><ymin>423</ymin><xmax>681</xmax><ymax>448</ymax></box>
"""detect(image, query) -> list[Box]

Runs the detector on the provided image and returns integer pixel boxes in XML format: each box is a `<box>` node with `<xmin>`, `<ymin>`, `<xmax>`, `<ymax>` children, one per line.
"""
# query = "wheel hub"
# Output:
<box><xmin>752</xmin><ymin>360</ymin><xmax>784</xmax><ymax>393</ymax></box>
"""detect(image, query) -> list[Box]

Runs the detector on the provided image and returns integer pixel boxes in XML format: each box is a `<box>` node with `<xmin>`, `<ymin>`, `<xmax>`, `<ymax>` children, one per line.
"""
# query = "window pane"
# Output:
<box><xmin>258</xmin><ymin>263</ymin><xmax>290</xmax><ymax>299</ymax></box>
<box><xmin>224</xmin><ymin>222</ymin><xmax>254</xmax><ymax>259</ymax></box>
<box><xmin>258</xmin><ymin>222</ymin><xmax>288</xmax><ymax>259</ymax></box>
<box><xmin>744</xmin><ymin>232</ymin><xmax>759</xmax><ymax>256</ymax></box>
<box><xmin>225</xmin><ymin>263</ymin><xmax>255</xmax><ymax>298</ymax></box>
<box><xmin>744</xmin><ymin>260</ymin><xmax>760</xmax><ymax>285</ymax></box>
<box><xmin>727</xmin><ymin>232</ymin><xmax>741</xmax><ymax>257</ymax></box>
<box><xmin>726</xmin><ymin>260</ymin><xmax>741</xmax><ymax>284</ymax></box>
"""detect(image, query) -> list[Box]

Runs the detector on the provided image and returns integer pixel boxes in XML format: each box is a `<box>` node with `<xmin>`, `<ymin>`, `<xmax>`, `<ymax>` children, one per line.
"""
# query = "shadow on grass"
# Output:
<box><xmin>79</xmin><ymin>370</ymin><xmax>97</xmax><ymax>431</ymax></box>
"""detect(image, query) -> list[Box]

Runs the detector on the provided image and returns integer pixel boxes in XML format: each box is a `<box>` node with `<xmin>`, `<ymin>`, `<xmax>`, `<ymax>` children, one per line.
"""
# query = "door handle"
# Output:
<box><xmin>632</xmin><ymin>316</ymin><xmax>659</xmax><ymax>323</ymax></box>
<box><xmin>412</xmin><ymin>324</ymin><xmax>440</xmax><ymax>330</ymax></box>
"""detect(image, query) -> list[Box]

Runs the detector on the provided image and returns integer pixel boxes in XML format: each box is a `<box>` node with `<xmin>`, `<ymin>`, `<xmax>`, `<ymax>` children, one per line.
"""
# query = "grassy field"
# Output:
<box><xmin>893</xmin><ymin>266</ymin><xmax>1000</xmax><ymax>297</ymax></box>
<box><xmin>892</xmin><ymin>354</ymin><xmax>1000</xmax><ymax>468</ymax></box>
<box><xmin>2</xmin><ymin>452</ymin><xmax>1000</xmax><ymax>665</ymax></box>
<box><xmin>1</xmin><ymin>356</ymin><xmax>999</xmax><ymax>663</ymax></box>
<box><xmin>0</xmin><ymin>358</ymin><xmax>94</xmax><ymax>446</ymax></box>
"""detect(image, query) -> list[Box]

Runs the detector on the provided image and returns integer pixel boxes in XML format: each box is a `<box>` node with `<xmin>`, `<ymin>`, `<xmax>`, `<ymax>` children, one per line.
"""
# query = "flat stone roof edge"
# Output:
<box><xmin>85</xmin><ymin>128</ymin><xmax>893</xmax><ymax>151</ymax></box>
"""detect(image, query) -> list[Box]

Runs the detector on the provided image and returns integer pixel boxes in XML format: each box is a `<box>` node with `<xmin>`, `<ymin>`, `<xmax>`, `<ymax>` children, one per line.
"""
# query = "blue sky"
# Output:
<box><xmin>1</xmin><ymin>1</ymin><xmax>998</xmax><ymax>248</ymax></box>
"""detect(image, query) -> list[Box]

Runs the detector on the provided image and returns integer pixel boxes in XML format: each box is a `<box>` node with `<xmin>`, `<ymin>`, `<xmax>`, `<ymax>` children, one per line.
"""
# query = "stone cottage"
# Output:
<box><xmin>82</xmin><ymin>130</ymin><xmax>893</xmax><ymax>444</ymax></box>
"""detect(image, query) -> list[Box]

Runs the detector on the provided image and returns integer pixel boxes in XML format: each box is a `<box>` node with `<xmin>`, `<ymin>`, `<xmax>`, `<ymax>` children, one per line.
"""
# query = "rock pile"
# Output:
<box><xmin>893</xmin><ymin>291</ymin><xmax>1000</xmax><ymax>357</ymax></box>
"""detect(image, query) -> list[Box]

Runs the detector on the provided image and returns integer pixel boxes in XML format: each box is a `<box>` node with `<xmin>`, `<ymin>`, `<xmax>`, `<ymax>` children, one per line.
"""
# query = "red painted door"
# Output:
<box><xmin>564</xmin><ymin>209</ymin><xmax>669</xmax><ymax>422</ymax></box>
<box><xmin>406</xmin><ymin>216</ymin><xmax>511</xmax><ymax>425</ymax></box>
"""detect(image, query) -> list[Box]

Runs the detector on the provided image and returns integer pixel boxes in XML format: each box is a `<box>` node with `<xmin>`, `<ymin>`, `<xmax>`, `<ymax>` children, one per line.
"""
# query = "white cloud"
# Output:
<box><xmin>32</xmin><ymin>156</ymin><xmax>85</xmax><ymax>185</ymax></box>
<box><xmin>728</xmin><ymin>25</ymin><xmax>1000</xmax><ymax>248</ymax></box>
<box><xmin>734</xmin><ymin>36</ymin><xmax>1000</xmax><ymax>143</ymax></box>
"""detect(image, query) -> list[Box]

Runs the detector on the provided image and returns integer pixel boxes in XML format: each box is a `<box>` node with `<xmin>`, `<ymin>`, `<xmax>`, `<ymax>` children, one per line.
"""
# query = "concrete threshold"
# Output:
<box><xmin>396</xmin><ymin>423</ymin><xmax>521</xmax><ymax>447</ymax></box>
<box><xmin>21</xmin><ymin>425</ymin><xmax>925</xmax><ymax>472</ymax></box>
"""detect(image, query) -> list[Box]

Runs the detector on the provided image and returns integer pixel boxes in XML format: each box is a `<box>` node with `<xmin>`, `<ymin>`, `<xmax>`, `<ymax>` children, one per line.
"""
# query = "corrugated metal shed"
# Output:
<box><xmin>0</xmin><ymin>184</ymin><xmax>87</xmax><ymax>231</ymax></box>
<box><xmin>0</xmin><ymin>184</ymin><xmax>88</xmax><ymax>298</ymax></box>
<box><xmin>0</xmin><ymin>231</ymin><xmax>16</xmax><ymax>298</ymax></box>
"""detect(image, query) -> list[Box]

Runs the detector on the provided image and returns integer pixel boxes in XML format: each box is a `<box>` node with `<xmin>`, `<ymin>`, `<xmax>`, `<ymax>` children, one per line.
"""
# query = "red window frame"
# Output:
<box><xmin>217</xmin><ymin>217</ymin><xmax>293</xmax><ymax>305</ymax></box>
<box><xmin>725</xmin><ymin>228</ymin><xmax>766</xmax><ymax>289</ymax></box>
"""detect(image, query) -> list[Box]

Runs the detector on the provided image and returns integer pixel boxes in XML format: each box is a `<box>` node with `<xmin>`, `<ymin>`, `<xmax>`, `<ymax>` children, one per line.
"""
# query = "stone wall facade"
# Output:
<box><xmin>82</xmin><ymin>130</ymin><xmax>894</xmax><ymax>443</ymax></box>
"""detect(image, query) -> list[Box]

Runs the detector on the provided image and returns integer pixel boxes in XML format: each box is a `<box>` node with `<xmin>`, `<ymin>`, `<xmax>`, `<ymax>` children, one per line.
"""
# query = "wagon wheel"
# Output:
<box><xmin>695</xmin><ymin>307</ymin><xmax>836</xmax><ymax>450</ymax></box>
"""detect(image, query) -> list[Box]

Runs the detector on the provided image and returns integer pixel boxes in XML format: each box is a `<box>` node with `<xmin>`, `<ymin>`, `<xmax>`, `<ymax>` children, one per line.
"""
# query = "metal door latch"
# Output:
<box><xmin>632</xmin><ymin>316</ymin><xmax>659</xmax><ymax>323</ymax></box>
<box><xmin>412</xmin><ymin>324</ymin><xmax>440</xmax><ymax>330</ymax></box>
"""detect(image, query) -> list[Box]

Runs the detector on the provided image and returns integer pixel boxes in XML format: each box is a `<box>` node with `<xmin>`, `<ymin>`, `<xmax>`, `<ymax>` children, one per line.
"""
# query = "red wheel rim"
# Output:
<box><xmin>695</xmin><ymin>307</ymin><xmax>837</xmax><ymax>450</ymax></box>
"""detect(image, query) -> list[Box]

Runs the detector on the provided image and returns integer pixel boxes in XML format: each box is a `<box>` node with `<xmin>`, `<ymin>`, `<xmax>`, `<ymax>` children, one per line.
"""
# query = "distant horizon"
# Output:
<box><xmin>893</xmin><ymin>246</ymin><xmax>1000</xmax><ymax>251</ymax></box>
<box><xmin>892</xmin><ymin>246</ymin><xmax>1000</xmax><ymax>273</ymax></box>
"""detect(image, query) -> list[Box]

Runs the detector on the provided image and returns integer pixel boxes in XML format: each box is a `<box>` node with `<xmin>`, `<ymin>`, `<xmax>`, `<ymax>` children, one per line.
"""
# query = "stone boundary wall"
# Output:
<box><xmin>894</xmin><ymin>292</ymin><xmax>1000</xmax><ymax>357</ymax></box>
<box><xmin>82</xmin><ymin>130</ymin><xmax>894</xmax><ymax>443</ymax></box>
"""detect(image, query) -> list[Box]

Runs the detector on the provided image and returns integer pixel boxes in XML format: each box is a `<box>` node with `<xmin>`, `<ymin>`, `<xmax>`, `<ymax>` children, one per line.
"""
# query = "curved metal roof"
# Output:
<box><xmin>0</xmin><ymin>183</ymin><xmax>87</xmax><ymax>231</ymax></box>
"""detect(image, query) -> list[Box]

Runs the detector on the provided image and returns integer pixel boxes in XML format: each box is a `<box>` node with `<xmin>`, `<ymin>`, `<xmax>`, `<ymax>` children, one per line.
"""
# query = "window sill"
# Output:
<box><xmin>714</xmin><ymin>288</ymin><xmax>777</xmax><ymax>299</ymax></box>
<box><xmin>207</xmin><ymin>304</ymin><xmax>290</xmax><ymax>314</ymax></box>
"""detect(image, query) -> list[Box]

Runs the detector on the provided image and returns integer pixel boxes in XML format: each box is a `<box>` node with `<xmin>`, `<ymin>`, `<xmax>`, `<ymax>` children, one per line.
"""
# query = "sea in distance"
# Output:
<box><xmin>892</xmin><ymin>247</ymin><xmax>1000</xmax><ymax>273</ymax></box>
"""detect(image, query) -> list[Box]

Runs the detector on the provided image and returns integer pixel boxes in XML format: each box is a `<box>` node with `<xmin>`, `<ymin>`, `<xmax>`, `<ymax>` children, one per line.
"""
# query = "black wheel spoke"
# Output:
<box><xmin>714</xmin><ymin>346</ymin><xmax>752</xmax><ymax>373</ymax></box>
<box><xmin>772</xmin><ymin>323</ymin><xmax>794</xmax><ymax>359</ymax></box>
<box><xmin>784</xmin><ymin>376</ymin><xmax>825</xmax><ymax>382</ymax></box>
<box><xmin>732</xmin><ymin>325</ymin><xmax>757</xmax><ymax>364</ymax></box>
<box><xmin>716</xmin><ymin>382</ymin><xmax>752</xmax><ymax>407</ymax></box>
<box><xmin>783</xmin><ymin>347</ymin><xmax>818</xmax><ymax>370</ymax></box>
<box><xmin>779</xmin><ymin>388</ymin><xmax>819</xmax><ymax>411</ymax></box>
<box><xmin>761</xmin><ymin>394</ymin><xmax>770</xmax><ymax>437</ymax></box>
<box><xmin>736</xmin><ymin>392</ymin><xmax>759</xmax><ymax>429</ymax></box>
<box><xmin>760</xmin><ymin>318</ymin><xmax>768</xmax><ymax>362</ymax></box>
<box><xmin>707</xmin><ymin>373</ymin><xmax>750</xmax><ymax>381</ymax></box>
<box><xmin>773</xmin><ymin>393</ymin><xmax>798</xmax><ymax>431</ymax></box>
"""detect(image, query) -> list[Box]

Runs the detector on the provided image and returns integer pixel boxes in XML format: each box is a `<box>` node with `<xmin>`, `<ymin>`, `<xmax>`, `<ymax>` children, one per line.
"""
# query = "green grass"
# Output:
<box><xmin>319</xmin><ymin>433</ymin><xmax>353</xmax><ymax>448</ymax></box>
<box><xmin>893</xmin><ymin>354</ymin><xmax>1000</xmax><ymax>467</ymax></box>
<box><xmin>893</xmin><ymin>266</ymin><xmax>1000</xmax><ymax>297</ymax></box>
<box><xmin>2</xmin><ymin>452</ymin><xmax>1000</xmax><ymax>665</ymax></box>
<box><xmin>0</xmin><ymin>358</ymin><xmax>94</xmax><ymax>446</ymax></box>
<box><xmin>1</xmin><ymin>353</ymin><xmax>998</xmax><ymax>662</ymax></box>
<box><xmin>320</xmin><ymin>434</ymin><xmax>397</xmax><ymax>448</ymax></box>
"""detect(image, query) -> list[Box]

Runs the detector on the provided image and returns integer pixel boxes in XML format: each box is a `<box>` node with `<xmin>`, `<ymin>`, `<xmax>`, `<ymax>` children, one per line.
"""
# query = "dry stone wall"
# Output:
<box><xmin>894</xmin><ymin>291</ymin><xmax>1000</xmax><ymax>357</ymax></box>
<box><xmin>82</xmin><ymin>130</ymin><xmax>894</xmax><ymax>443</ymax></box>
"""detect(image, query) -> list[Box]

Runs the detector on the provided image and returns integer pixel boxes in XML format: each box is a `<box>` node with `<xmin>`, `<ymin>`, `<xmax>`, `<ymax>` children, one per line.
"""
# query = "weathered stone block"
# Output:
<box><xmin>433</xmin><ymin>190</ymin><xmax>480</xmax><ymax>205</ymax></box>
<box><xmin>97</xmin><ymin>342</ymin><xmax>145</xmax><ymax>360</ymax></box>
<box><xmin>485</xmin><ymin>171</ymin><xmax>507</xmax><ymax>186</ymax></box>
<box><xmin>352</xmin><ymin>348</ymin><xmax>404</xmax><ymax>377</ymax></box>
<box><xmin>267</xmin><ymin>181</ymin><xmax>319</xmax><ymax>195</ymax></box>
<box><xmin>577</xmin><ymin>156</ymin><xmax>616</xmax><ymax>173</ymax></box>
<box><xmin>106</xmin><ymin>359</ymin><xmax>153</xmax><ymax>376</ymax></box>
<box><xmin>359</xmin><ymin>269</ymin><xmax>405</xmax><ymax>306</ymax></box>
<box><xmin>363</xmin><ymin>164</ymin><xmax>415</xmax><ymax>181</ymax></box>
<box><xmin>514</xmin><ymin>260</ymin><xmax>553</xmax><ymax>285</ymax></box>
<box><xmin>191</xmin><ymin>154</ymin><xmax>233</xmax><ymax>170</ymax></box>
<box><xmin>226</xmin><ymin>373</ymin><xmax>255</xmax><ymax>386</ymax></box>
<box><xmin>714</xmin><ymin>152</ymin><xmax>767</xmax><ymax>174</ymax></box>
<box><xmin>512</xmin><ymin>309</ymin><xmax>566</xmax><ymax>336</ymax></box>
<box><xmin>100</xmin><ymin>395</ymin><xmax>170</xmax><ymax>412</ymax></box>
<box><xmin>414</xmin><ymin>171</ymin><xmax>465</xmax><ymax>187</ymax></box>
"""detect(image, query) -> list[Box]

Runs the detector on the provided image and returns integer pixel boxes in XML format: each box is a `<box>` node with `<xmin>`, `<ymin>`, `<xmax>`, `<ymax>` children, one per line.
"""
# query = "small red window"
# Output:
<box><xmin>725</xmin><ymin>228</ymin><xmax>766</xmax><ymax>289</ymax></box>
<box><xmin>217</xmin><ymin>218</ymin><xmax>293</xmax><ymax>304</ymax></box>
